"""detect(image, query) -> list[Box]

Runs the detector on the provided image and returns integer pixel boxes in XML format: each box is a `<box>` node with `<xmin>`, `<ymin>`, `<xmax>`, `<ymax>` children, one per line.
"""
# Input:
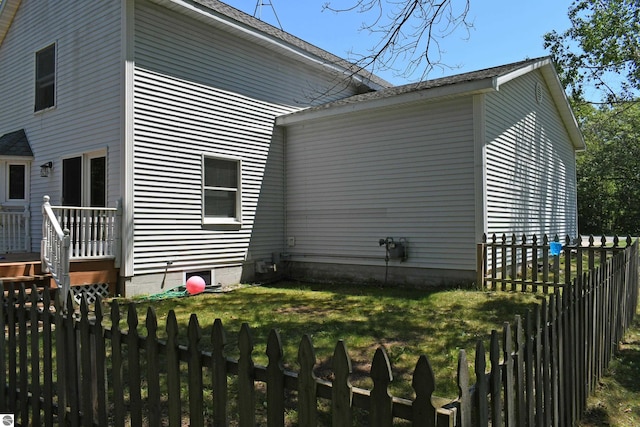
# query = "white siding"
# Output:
<box><xmin>131</xmin><ymin>0</ymin><xmax>358</xmax><ymax>276</ymax></box>
<box><xmin>484</xmin><ymin>71</ymin><xmax>578</xmax><ymax>238</ymax></box>
<box><xmin>0</xmin><ymin>0</ymin><xmax>123</xmax><ymax>250</ymax></box>
<box><xmin>285</xmin><ymin>97</ymin><xmax>477</xmax><ymax>271</ymax></box>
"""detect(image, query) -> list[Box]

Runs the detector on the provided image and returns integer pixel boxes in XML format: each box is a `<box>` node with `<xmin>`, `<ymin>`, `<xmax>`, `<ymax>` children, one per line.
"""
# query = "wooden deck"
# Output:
<box><xmin>1</xmin><ymin>252</ymin><xmax>119</xmax><ymax>296</ymax></box>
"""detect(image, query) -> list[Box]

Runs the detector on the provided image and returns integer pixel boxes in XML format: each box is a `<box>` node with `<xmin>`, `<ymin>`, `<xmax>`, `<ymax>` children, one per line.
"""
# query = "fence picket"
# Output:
<box><xmin>93</xmin><ymin>300</ymin><xmax>108</xmax><ymax>427</ymax></box>
<box><xmin>238</xmin><ymin>323</ymin><xmax>256</xmax><ymax>427</ymax></box>
<box><xmin>145</xmin><ymin>307</ymin><xmax>161</xmax><ymax>427</ymax></box>
<box><xmin>370</xmin><ymin>347</ymin><xmax>393</xmax><ymax>427</ymax></box>
<box><xmin>297</xmin><ymin>334</ymin><xmax>318</xmax><ymax>426</ymax></box>
<box><xmin>127</xmin><ymin>304</ymin><xmax>142</xmax><ymax>427</ymax></box>
<box><xmin>489</xmin><ymin>331</ymin><xmax>502</xmax><ymax>426</ymax></box>
<box><xmin>80</xmin><ymin>298</ymin><xmax>93</xmax><ymax>427</ymax></box>
<box><xmin>513</xmin><ymin>316</ymin><xmax>525</xmax><ymax>427</ymax></box>
<box><xmin>457</xmin><ymin>350</ymin><xmax>471</xmax><ymax>427</ymax></box>
<box><xmin>110</xmin><ymin>300</ymin><xmax>125</xmax><ymax>427</ymax></box>
<box><xmin>412</xmin><ymin>355</ymin><xmax>437</xmax><ymax>427</ymax></box>
<box><xmin>502</xmin><ymin>323</ymin><xmax>515</xmax><ymax>426</ymax></box>
<box><xmin>166</xmin><ymin>311</ymin><xmax>181</xmax><ymax>427</ymax></box>
<box><xmin>29</xmin><ymin>286</ymin><xmax>41</xmax><ymax>427</ymax></box>
<box><xmin>42</xmin><ymin>288</ymin><xmax>54</xmax><ymax>427</ymax></box>
<box><xmin>188</xmin><ymin>314</ymin><xmax>204</xmax><ymax>427</ymax></box>
<box><xmin>211</xmin><ymin>319</ymin><xmax>228</xmax><ymax>426</ymax></box>
<box><xmin>266</xmin><ymin>329</ymin><xmax>285</xmax><ymax>427</ymax></box>
<box><xmin>549</xmin><ymin>294</ymin><xmax>559</xmax><ymax>427</ymax></box>
<box><xmin>17</xmin><ymin>286</ymin><xmax>29</xmax><ymax>426</ymax></box>
<box><xmin>534</xmin><ymin>304</ymin><xmax>543</xmax><ymax>427</ymax></box>
<box><xmin>474</xmin><ymin>341</ymin><xmax>489</xmax><ymax>427</ymax></box>
<box><xmin>332</xmin><ymin>340</ymin><xmax>353</xmax><ymax>427</ymax></box>
<box><xmin>524</xmin><ymin>311</ymin><xmax>534</xmax><ymax>427</ymax></box>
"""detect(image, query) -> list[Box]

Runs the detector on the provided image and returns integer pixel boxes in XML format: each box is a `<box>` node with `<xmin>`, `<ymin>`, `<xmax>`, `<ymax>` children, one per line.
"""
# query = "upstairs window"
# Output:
<box><xmin>35</xmin><ymin>44</ymin><xmax>56</xmax><ymax>111</ymax></box>
<box><xmin>203</xmin><ymin>156</ymin><xmax>241</xmax><ymax>225</ymax></box>
<box><xmin>8</xmin><ymin>164</ymin><xmax>26</xmax><ymax>201</ymax></box>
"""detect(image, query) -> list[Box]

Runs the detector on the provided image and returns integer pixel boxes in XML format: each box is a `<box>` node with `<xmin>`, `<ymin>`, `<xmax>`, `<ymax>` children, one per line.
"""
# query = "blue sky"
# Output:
<box><xmin>224</xmin><ymin>0</ymin><xmax>574</xmax><ymax>86</ymax></box>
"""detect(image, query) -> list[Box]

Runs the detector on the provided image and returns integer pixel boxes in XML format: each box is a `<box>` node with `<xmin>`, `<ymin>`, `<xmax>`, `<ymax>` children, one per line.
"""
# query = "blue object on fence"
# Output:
<box><xmin>550</xmin><ymin>242</ymin><xmax>563</xmax><ymax>256</ymax></box>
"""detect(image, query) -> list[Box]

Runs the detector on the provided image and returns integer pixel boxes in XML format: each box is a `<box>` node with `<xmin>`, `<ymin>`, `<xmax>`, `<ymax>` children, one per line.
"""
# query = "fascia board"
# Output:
<box><xmin>494</xmin><ymin>58</ymin><xmax>586</xmax><ymax>151</ymax></box>
<box><xmin>276</xmin><ymin>78</ymin><xmax>497</xmax><ymax>126</ymax></box>
<box><xmin>0</xmin><ymin>0</ymin><xmax>22</xmax><ymax>47</ymax></box>
<box><xmin>540</xmin><ymin>65</ymin><xmax>586</xmax><ymax>151</ymax></box>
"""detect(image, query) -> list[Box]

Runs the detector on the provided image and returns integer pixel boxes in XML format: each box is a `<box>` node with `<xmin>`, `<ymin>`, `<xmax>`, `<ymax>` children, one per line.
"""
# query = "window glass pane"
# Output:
<box><xmin>90</xmin><ymin>156</ymin><xmax>106</xmax><ymax>207</ymax></box>
<box><xmin>204</xmin><ymin>189</ymin><xmax>236</xmax><ymax>218</ymax></box>
<box><xmin>8</xmin><ymin>165</ymin><xmax>25</xmax><ymax>200</ymax></box>
<box><xmin>35</xmin><ymin>44</ymin><xmax>55</xmax><ymax>111</ymax></box>
<box><xmin>204</xmin><ymin>158</ymin><xmax>237</xmax><ymax>188</ymax></box>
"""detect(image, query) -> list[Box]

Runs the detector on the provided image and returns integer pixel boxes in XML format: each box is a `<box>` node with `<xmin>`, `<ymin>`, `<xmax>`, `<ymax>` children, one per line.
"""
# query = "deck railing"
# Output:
<box><xmin>40</xmin><ymin>196</ymin><xmax>121</xmax><ymax>300</ymax></box>
<box><xmin>49</xmin><ymin>202</ymin><xmax>121</xmax><ymax>262</ymax></box>
<box><xmin>0</xmin><ymin>205</ymin><xmax>30</xmax><ymax>253</ymax></box>
<box><xmin>41</xmin><ymin>196</ymin><xmax>71</xmax><ymax>299</ymax></box>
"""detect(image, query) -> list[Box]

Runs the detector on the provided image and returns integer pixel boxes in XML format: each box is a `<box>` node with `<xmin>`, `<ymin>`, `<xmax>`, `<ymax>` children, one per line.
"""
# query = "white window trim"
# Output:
<box><xmin>202</xmin><ymin>154</ymin><xmax>242</xmax><ymax>226</ymax></box>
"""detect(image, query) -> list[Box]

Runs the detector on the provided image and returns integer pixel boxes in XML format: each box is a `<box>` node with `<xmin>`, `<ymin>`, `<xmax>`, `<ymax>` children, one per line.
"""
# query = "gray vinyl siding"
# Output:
<box><xmin>285</xmin><ymin>97</ymin><xmax>477</xmax><ymax>271</ymax></box>
<box><xmin>0</xmin><ymin>0</ymin><xmax>123</xmax><ymax>251</ymax></box>
<box><xmin>484</xmin><ymin>71</ymin><xmax>578</xmax><ymax>239</ymax></box>
<box><xmin>131</xmin><ymin>0</ymin><xmax>357</xmax><ymax>275</ymax></box>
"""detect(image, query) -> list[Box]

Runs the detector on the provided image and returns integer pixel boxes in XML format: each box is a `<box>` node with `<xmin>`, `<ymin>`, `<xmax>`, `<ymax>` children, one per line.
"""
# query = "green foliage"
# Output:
<box><xmin>576</xmin><ymin>102</ymin><xmax>640</xmax><ymax>235</ymax></box>
<box><xmin>544</xmin><ymin>0</ymin><xmax>640</xmax><ymax>103</ymax></box>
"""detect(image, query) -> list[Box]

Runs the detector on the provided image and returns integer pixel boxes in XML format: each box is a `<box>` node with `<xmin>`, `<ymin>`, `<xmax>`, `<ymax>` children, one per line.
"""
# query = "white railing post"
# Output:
<box><xmin>41</xmin><ymin>195</ymin><xmax>73</xmax><ymax>306</ymax></box>
<box><xmin>41</xmin><ymin>195</ymin><xmax>51</xmax><ymax>271</ymax></box>
<box><xmin>23</xmin><ymin>204</ymin><xmax>31</xmax><ymax>252</ymax></box>
<box><xmin>114</xmin><ymin>199</ymin><xmax>122</xmax><ymax>268</ymax></box>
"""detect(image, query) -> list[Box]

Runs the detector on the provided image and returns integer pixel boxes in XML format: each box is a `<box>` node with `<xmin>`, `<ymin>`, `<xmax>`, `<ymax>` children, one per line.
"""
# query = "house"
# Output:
<box><xmin>0</xmin><ymin>0</ymin><xmax>584</xmax><ymax>296</ymax></box>
<box><xmin>278</xmin><ymin>58</ymin><xmax>585</xmax><ymax>286</ymax></box>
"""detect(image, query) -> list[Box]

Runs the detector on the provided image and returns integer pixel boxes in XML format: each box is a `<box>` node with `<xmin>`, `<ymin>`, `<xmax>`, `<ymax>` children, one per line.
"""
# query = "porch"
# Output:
<box><xmin>0</xmin><ymin>197</ymin><xmax>121</xmax><ymax>302</ymax></box>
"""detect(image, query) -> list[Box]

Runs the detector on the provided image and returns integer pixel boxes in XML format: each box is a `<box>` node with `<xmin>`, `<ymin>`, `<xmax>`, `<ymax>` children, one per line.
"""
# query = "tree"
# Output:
<box><xmin>576</xmin><ymin>102</ymin><xmax>640</xmax><ymax>235</ymax></box>
<box><xmin>543</xmin><ymin>0</ymin><xmax>640</xmax><ymax>104</ymax></box>
<box><xmin>322</xmin><ymin>0</ymin><xmax>472</xmax><ymax>80</ymax></box>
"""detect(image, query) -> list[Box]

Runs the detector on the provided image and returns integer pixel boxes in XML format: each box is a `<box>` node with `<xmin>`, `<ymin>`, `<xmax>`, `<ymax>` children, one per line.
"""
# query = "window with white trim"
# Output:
<box><xmin>203</xmin><ymin>156</ymin><xmax>241</xmax><ymax>224</ymax></box>
<box><xmin>35</xmin><ymin>43</ymin><xmax>56</xmax><ymax>111</ymax></box>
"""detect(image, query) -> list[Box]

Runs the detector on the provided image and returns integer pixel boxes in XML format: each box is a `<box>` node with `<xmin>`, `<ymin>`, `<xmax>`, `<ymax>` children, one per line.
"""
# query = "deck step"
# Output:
<box><xmin>0</xmin><ymin>274</ymin><xmax>51</xmax><ymax>283</ymax></box>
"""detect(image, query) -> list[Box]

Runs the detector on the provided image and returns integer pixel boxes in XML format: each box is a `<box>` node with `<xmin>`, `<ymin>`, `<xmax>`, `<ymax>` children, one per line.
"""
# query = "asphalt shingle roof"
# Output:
<box><xmin>306</xmin><ymin>57</ymin><xmax>550</xmax><ymax>112</ymax></box>
<box><xmin>0</xmin><ymin>129</ymin><xmax>33</xmax><ymax>157</ymax></box>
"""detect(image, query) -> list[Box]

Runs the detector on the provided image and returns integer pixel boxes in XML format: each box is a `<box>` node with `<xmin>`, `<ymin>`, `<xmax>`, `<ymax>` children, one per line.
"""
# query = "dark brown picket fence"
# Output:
<box><xmin>0</xmin><ymin>239</ymin><xmax>638</xmax><ymax>426</ymax></box>
<box><xmin>477</xmin><ymin>234</ymin><xmax>634</xmax><ymax>292</ymax></box>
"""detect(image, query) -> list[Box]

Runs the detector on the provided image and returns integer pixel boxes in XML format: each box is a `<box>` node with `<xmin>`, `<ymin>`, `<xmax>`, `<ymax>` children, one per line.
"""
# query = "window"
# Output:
<box><xmin>35</xmin><ymin>44</ymin><xmax>56</xmax><ymax>111</ymax></box>
<box><xmin>8</xmin><ymin>164</ymin><xmax>26</xmax><ymax>200</ymax></box>
<box><xmin>203</xmin><ymin>156</ymin><xmax>241</xmax><ymax>224</ymax></box>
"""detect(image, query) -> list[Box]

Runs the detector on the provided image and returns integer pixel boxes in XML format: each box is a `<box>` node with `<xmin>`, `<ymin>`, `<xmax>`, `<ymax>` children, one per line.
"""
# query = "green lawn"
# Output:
<box><xmin>578</xmin><ymin>305</ymin><xmax>640</xmax><ymax>427</ymax></box>
<box><xmin>114</xmin><ymin>281</ymin><xmax>543</xmax><ymax>400</ymax></box>
<box><xmin>109</xmin><ymin>280</ymin><xmax>640</xmax><ymax>425</ymax></box>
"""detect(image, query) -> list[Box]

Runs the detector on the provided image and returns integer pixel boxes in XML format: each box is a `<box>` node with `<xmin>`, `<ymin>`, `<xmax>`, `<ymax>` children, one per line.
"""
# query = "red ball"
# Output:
<box><xmin>186</xmin><ymin>275</ymin><xmax>206</xmax><ymax>295</ymax></box>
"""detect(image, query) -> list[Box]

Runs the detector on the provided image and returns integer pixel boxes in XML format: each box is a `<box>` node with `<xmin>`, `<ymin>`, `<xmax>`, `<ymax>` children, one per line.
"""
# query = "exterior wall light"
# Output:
<box><xmin>40</xmin><ymin>161</ymin><xmax>53</xmax><ymax>177</ymax></box>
